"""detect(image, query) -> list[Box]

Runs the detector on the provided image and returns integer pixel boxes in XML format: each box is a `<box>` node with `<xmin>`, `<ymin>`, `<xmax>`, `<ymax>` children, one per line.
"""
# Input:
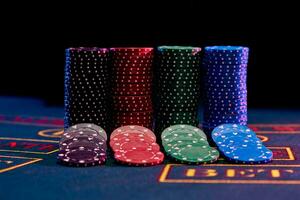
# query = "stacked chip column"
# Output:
<box><xmin>110</xmin><ymin>48</ymin><xmax>154</xmax><ymax>130</ymax></box>
<box><xmin>64</xmin><ymin>47</ymin><xmax>111</xmax><ymax>131</ymax></box>
<box><xmin>154</xmin><ymin>46</ymin><xmax>202</xmax><ymax>136</ymax></box>
<box><xmin>202</xmin><ymin>46</ymin><xmax>249</xmax><ymax>134</ymax></box>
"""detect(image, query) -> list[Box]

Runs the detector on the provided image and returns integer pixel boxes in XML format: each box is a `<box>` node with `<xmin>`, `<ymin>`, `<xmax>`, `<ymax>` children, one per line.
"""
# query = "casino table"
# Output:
<box><xmin>0</xmin><ymin>96</ymin><xmax>300</xmax><ymax>200</ymax></box>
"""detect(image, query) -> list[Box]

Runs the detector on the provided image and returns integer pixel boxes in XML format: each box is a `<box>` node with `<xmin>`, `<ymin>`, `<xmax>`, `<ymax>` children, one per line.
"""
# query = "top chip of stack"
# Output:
<box><xmin>202</xmin><ymin>46</ymin><xmax>249</xmax><ymax>134</ymax></box>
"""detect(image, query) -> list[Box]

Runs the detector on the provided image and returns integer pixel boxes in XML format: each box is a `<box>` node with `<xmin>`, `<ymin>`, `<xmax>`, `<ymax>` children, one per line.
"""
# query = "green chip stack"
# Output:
<box><xmin>153</xmin><ymin>46</ymin><xmax>202</xmax><ymax>136</ymax></box>
<box><xmin>161</xmin><ymin>124</ymin><xmax>219</xmax><ymax>164</ymax></box>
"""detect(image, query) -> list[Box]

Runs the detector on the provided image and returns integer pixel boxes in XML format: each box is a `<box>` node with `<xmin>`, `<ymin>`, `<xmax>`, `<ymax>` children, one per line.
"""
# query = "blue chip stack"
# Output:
<box><xmin>202</xmin><ymin>46</ymin><xmax>249</xmax><ymax>134</ymax></box>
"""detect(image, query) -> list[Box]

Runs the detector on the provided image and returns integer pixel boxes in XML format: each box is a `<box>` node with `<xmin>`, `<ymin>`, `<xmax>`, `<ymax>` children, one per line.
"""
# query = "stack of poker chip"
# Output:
<box><xmin>161</xmin><ymin>124</ymin><xmax>219</xmax><ymax>164</ymax></box>
<box><xmin>57</xmin><ymin>123</ymin><xmax>107</xmax><ymax>167</ymax></box>
<box><xmin>64</xmin><ymin>47</ymin><xmax>111</xmax><ymax>131</ymax></box>
<box><xmin>110</xmin><ymin>48</ymin><xmax>154</xmax><ymax>130</ymax></box>
<box><xmin>202</xmin><ymin>46</ymin><xmax>249</xmax><ymax>134</ymax></box>
<box><xmin>154</xmin><ymin>46</ymin><xmax>202</xmax><ymax>136</ymax></box>
<box><xmin>110</xmin><ymin>125</ymin><xmax>164</xmax><ymax>166</ymax></box>
<box><xmin>212</xmin><ymin>124</ymin><xmax>273</xmax><ymax>164</ymax></box>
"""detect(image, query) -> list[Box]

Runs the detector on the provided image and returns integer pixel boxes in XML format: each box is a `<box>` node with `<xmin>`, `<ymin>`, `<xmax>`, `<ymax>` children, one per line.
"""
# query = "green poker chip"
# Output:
<box><xmin>158</xmin><ymin>118</ymin><xmax>199</xmax><ymax>126</ymax></box>
<box><xmin>155</xmin><ymin>106</ymin><xmax>198</xmax><ymax>113</ymax></box>
<box><xmin>156</xmin><ymin>92</ymin><xmax>199</xmax><ymax>101</ymax></box>
<box><xmin>156</xmin><ymin>111</ymin><xmax>198</xmax><ymax>118</ymax></box>
<box><xmin>155</xmin><ymin>98</ymin><xmax>199</xmax><ymax>107</ymax></box>
<box><xmin>161</xmin><ymin>124</ymin><xmax>207</xmax><ymax>140</ymax></box>
<box><xmin>169</xmin><ymin>142</ymin><xmax>220</xmax><ymax>164</ymax></box>
<box><xmin>157</xmin><ymin>46</ymin><xmax>202</xmax><ymax>55</ymax></box>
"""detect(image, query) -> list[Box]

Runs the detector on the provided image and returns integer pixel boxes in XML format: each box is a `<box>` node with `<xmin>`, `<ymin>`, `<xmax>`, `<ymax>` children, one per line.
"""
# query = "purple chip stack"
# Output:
<box><xmin>57</xmin><ymin>123</ymin><xmax>107</xmax><ymax>167</ymax></box>
<box><xmin>202</xmin><ymin>46</ymin><xmax>249</xmax><ymax>135</ymax></box>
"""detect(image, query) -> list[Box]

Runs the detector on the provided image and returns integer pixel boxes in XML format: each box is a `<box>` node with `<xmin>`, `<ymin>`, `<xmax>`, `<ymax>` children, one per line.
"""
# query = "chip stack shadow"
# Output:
<box><xmin>202</xmin><ymin>46</ymin><xmax>249</xmax><ymax>135</ymax></box>
<box><xmin>153</xmin><ymin>46</ymin><xmax>202</xmax><ymax>138</ymax></box>
<box><xmin>110</xmin><ymin>48</ymin><xmax>154</xmax><ymax>130</ymax></box>
<box><xmin>64</xmin><ymin>47</ymin><xmax>111</xmax><ymax>131</ymax></box>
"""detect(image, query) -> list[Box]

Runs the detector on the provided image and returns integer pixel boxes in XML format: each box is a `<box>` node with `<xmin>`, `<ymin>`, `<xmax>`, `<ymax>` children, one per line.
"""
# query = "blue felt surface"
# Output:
<box><xmin>0</xmin><ymin>96</ymin><xmax>300</xmax><ymax>200</ymax></box>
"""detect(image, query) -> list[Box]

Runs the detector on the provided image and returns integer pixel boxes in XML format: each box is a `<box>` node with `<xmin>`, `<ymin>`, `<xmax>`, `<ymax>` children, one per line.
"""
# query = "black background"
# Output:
<box><xmin>0</xmin><ymin>1</ymin><xmax>299</xmax><ymax>108</ymax></box>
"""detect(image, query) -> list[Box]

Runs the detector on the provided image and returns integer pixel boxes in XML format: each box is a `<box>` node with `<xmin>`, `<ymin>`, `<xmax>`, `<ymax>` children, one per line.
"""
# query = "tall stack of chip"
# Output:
<box><xmin>154</xmin><ymin>46</ymin><xmax>202</xmax><ymax>137</ymax></box>
<box><xmin>57</xmin><ymin>123</ymin><xmax>107</xmax><ymax>167</ymax></box>
<box><xmin>202</xmin><ymin>46</ymin><xmax>249</xmax><ymax>134</ymax></box>
<box><xmin>110</xmin><ymin>48</ymin><xmax>154</xmax><ymax>130</ymax></box>
<box><xmin>64</xmin><ymin>47</ymin><xmax>111</xmax><ymax>131</ymax></box>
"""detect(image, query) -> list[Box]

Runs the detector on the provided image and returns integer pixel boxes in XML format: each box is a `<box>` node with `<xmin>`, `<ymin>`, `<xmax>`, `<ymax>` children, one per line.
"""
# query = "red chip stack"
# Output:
<box><xmin>110</xmin><ymin>125</ymin><xmax>164</xmax><ymax>166</ymax></box>
<box><xmin>110</xmin><ymin>48</ymin><xmax>154</xmax><ymax>130</ymax></box>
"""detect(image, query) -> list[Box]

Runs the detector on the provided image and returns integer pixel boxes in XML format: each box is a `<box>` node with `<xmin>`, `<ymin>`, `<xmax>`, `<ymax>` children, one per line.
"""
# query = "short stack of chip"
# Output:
<box><xmin>64</xmin><ymin>47</ymin><xmax>111</xmax><ymax>131</ymax></box>
<box><xmin>153</xmin><ymin>46</ymin><xmax>202</xmax><ymax>136</ymax></box>
<box><xmin>161</xmin><ymin>124</ymin><xmax>219</xmax><ymax>164</ymax></box>
<box><xmin>202</xmin><ymin>46</ymin><xmax>249</xmax><ymax>134</ymax></box>
<box><xmin>110</xmin><ymin>48</ymin><xmax>154</xmax><ymax>130</ymax></box>
<box><xmin>57</xmin><ymin>123</ymin><xmax>107</xmax><ymax>167</ymax></box>
<box><xmin>212</xmin><ymin>124</ymin><xmax>273</xmax><ymax>164</ymax></box>
<box><xmin>110</xmin><ymin>125</ymin><xmax>164</xmax><ymax>166</ymax></box>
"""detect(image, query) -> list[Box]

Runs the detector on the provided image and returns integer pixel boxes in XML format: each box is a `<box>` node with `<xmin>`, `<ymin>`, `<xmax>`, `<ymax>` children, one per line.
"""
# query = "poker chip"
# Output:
<box><xmin>114</xmin><ymin>150</ymin><xmax>164</xmax><ymax>166</ymax></box>
<box><xmin>110</xmin><ymin>48</ymin><xmax>154</xmax><ymax>129</ymax></box>
<box><xmin>153</xmin><ymin>46</ymin><xmax>202</xmax><ymax>135</ymax></box>
<box><xmin>111</xmin><ymin>125</ymin><xmax>156</xmax><ymax>142</ymax></box>
<box><xmin>161</xmin><ymin>124</ymin><xmax>219</xmax><ymax>164</ymax></box>
<box><xmin>64</xmin><ymin>47</ymin><xmax>111</xmax><ymax>130</ymax></box>
<box><xmin>57</xmin><ymin>148</ymin><xmax>106</xmax><ymax>167</ymax></box>
<box><xmin>58</xmin><ymin>123</ymin><xmax>107</xmax><ymax>167</ymax></box>
<box><xmin>202</xmin><ymin>46</ymin><xmax>249</xmax><ymax>134</ymax></box>
<box><xmin>66</xmin><ymin>123</ymin><xmax>107</xmax><ymax>140</ymax></box>
<box><xmin>110</xmin><ymin>125</ymin><xmax>164</xmax><ymax>166</ymax></box>
<box><xmin>212</xmin><ymin>124</ymin><xmax>273</xmax><ymax>164</ymax></box>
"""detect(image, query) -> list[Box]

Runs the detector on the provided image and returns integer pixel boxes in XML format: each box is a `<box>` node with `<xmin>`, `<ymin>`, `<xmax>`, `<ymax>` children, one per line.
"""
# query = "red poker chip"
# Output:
<box><xmin>112</xmin><ymin>124</ymin><xmax>153</xmax><ymax>131</ymax></box>
<box><xmin>110</xmin><ymin>135</ymin><xmax>159</xmax><ymax>152</ymax></box>
<box><xmin>112</xmin><ymin>87</ymin><xmax>152</xmax><ymax>93</ymax></box>
<box><xmin>113</xmin><ymin>70</ymin><xmax>152</xmax><ymax>76</ymax></box>
<box><xmin>113</xmin><ymin>106</ymin><xmax>153</xmax><ymax>112</ymax></box>
<box><xmin>110</xmin><ymin>125</ymin><xmax>156</xmax><ymax>141</ymax></box>
<box><xmin>112</xmin><ymin>66</ymin><xmax>153</xmax><ymax>72</ymax></box>
<box><xmin>114</xmin><ymin>149</ymin><xmax>164</xmax><ymax>166</ymax></box>
<box><xmin>111</xmin><ymin>62</ymin><xmax>153</xmax><ymax>69</ymax></box>
<box><xmin>112</xmin><ymin>95</ymin><xmax>152</xmax><ymax>101</ymax></box>
<box><xmin>112</xmin><ymin>87</ymin><xmax>152</xmax><ymax>94</ymax></box>
<box><xmin>113</xmin><ymin>75</ymin><xmax>152</xmax><ymax>81</ymax></box>
<box><xmin>112</xmin><ymin>88</ymin><xmax>152</xmax><ymax>96</ymax></box>
<box><xmin>114</xmin><ymin>115</ymin><xmax>153</xmax><ymax>121</ymax></box>
<box><xmin>113</xmin><ymin>79</ymin><xmax>152</xmax><ymax>84</ymax></box>
<box><xmin>113</xmin><ymin>98</ymin><xmax>152</xmax><ymax>106</ymax></box>
<box><xmin>114</xmin><ymin>121</ymin><xmax>153</xmax><ymax>128</ymax></box>
<box><xmin>112</xmin><ymin>82</ymin><xmax>152</xmax><ymax>89</ymax></box>
<box><xmin>110</xmin><ymin>47</ymin><xmax>153</xmax><ymax>52</ymax></box>
<box><xmin>112</xmin><ymin>90</ymin><xmax>152</xmax><ymax>96</ymax></box>
<box><xmin>113</xmin><ymin>111</ymin><xmax>153</xmax><ymax>117</ymax></box>
<box><xmin>114</xmin><ymin>102</ymin><xmax>152</xmax><ymax>108</ymax></box>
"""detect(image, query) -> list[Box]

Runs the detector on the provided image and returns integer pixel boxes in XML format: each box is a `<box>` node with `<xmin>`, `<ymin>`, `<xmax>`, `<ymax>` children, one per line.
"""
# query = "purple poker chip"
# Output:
<box><xmin>60</xmin><ymin>136</ymin><xmax>107</xmax><ymax>151</ymax></box>
<box><xmin>65</xmin><ymin>123</ymin><xmax>107</xmax><ymax>141</ymax></box>
<box><xmin>57</xmin><ymin>147</ymin><xmax>106</xmax><ymax>167</ymax></box>
<box><xmin>60</xmin><ymin>129</ymin><xmax>106</xmax><ymax>147</ymax></box>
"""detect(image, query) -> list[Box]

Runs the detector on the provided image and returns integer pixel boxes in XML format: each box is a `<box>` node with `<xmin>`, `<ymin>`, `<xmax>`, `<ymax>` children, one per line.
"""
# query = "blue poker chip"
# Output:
<box><xmin>211</xmin><ymin>124</ymin><xmax>256</xmax><ymax>143</ymax></box>
<box><xmin>204</xmin><ymin>46</ymin><xmax>249</xmax><ymax>53</ymax></box>
<box><xmin>211</xmin><ymin>124</ymin><xmax>273</xmax><ymax>164</ymax></box>
<box><xmin>222</xmin><ymin>141</ymin><xmax>273</xmax><ymax>164</ymax></box>
<box><xmin>204</xmin><ymin>51</ymin><xmax>249</xmax><ymax>57</ymax></box>
<box><xmin>203</xmin><ymin>59</ymin><xmax>248</xmax><ymax>65</ymax></box>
